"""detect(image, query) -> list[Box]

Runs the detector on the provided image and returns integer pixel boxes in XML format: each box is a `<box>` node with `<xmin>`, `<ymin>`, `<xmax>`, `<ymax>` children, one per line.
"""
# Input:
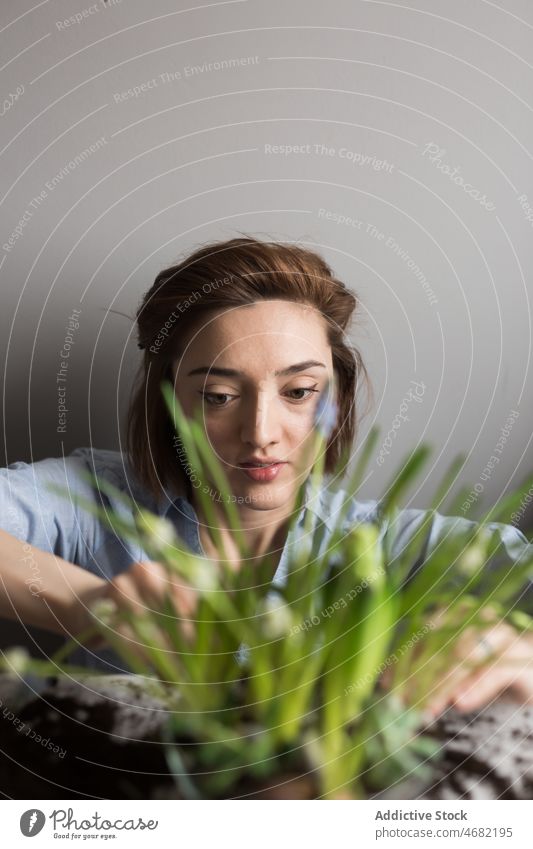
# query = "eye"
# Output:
<box><xmin>198</xmin><ymin>386</ymin><xmax>320</xmax><ymax>408</ymax></box>
<box><xmin>285</xmin><ymin>386</ymin><xmax>320</xmax><ymax>403</ymax></box>
<box><xmin>198</xmin><ymin>391</ymin><xmax>236</xmax><ymax>408</ymax></box>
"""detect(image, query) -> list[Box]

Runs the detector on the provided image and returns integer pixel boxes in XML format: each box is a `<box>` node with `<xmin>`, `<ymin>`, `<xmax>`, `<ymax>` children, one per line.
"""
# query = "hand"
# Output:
<box><xmin>424</xmin><ymin>616</ymin><xmax>533</xmax><ymax>717</ymax></box>
<box><xmin>89</xmin><ymin>560</ymin><xmax>198</xmax><ymax>663</ymax></box>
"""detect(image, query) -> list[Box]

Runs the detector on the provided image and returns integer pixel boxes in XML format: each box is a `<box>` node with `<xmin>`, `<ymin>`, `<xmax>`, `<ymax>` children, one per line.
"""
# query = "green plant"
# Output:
<box><xmin>8</xmin><ymin>378</ymin><xmax>533</xmax><ymax>799</ymax></box>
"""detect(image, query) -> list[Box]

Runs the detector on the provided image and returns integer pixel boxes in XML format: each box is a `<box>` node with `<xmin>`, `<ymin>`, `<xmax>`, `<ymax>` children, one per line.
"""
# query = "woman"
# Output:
<box><xmin>1</xmin><ymin>235</ymin><xmax>532</xmax><ymax>717</ymax></box>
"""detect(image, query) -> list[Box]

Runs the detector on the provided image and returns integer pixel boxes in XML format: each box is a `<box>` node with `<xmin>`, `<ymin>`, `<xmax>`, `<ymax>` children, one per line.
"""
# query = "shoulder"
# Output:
<box><xmin>0</xmin><ymin>446</ymin><xmax>157</xmax><ymax>527</ymax></box>
<box><xmin>316</xmin><ymin>487</ymin><xmax>479</xmax><ymax>544</ymax></box>
<box><xmin>319</xmin><ymin>483</ymin><xmax>533</xmax><ymax>564</ymax></box>
<box><xmin>65</xmin><ymin>447</ymin><xmax>147</xmax><ymax>494</ymax></box>
<box><xmin>316</xmin><ymin>485</ymin><xmax>381</xmax><ymax>530</ymax></box>
<box><xmin>2</xmin><ymin>447</ymin><xmax>147</xmax><ymax>499</ymax></box>
<box><xmin>64</xmin><ymin>447</ymin><xmax>161</xmax><ymax>517</ymax></box>
<box><xmin>0</xmin><ymin>447</ymin><xmax>159</xmax><ymax>570</ymax></box>
<box><xmin>1</xmin><ymin>447</ymin><xmax>123</xmax><ymax>481</ymax></box>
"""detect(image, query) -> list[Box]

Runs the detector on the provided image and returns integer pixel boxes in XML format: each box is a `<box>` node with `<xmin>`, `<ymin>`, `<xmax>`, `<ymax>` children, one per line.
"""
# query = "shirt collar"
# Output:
<box><xmin>159</xmin><ymin>474</ymin><xmax>334</xmax><ymax>531</ymax></box>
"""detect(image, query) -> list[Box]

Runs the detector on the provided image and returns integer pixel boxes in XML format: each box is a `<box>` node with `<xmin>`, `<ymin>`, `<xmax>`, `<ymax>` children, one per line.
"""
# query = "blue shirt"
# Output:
<box><xmin>1</xmin><ymin>446</ymin><xmax>532</xmax><ymax>672</ymax></box>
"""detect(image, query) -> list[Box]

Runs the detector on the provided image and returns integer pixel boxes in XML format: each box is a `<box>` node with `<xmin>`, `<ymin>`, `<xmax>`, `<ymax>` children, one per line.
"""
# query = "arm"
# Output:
<box><xmin>389</xmin><ymin>504</ymin><xmax>533</xmax><ymax>565</ymax></box>
<box><xmin>0</xmin><ymin>526</ymin><xmax>198</xmax><ymax>659</ymax></box>
<box><xmin>383</xmin><ymin>505</ymin><xmax>533</xmax><ymax>713</ymax></box>
<box><xmin>0</xmin><ymin>450</ymin><xmax>126</xmax><ymax>649</ymax></box>
<box><xmin>0</xmin><ymin>527</ymin><xmax>107</xmax><ymax>640</ymax></box>
<box><xmin>0</xmin><ymin>451</ymin><xmax>198</xmax><ymax>662</ymax></box>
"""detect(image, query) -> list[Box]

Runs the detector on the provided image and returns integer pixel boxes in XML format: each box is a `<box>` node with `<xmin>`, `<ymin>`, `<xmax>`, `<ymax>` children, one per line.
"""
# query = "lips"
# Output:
<box><xmin>238</xmin><ymin>459</ymin><xmax>285</xmax><ymax>467</ymax></box>
<box><xmin>240</xmin><ymin>463</ymin><xmax>285</xmax><ymax>482</ymax></box>
<box><xmin>240</xmin><ymin>462</ymin><xmax>279</xmax><ymax>468</ymax></box>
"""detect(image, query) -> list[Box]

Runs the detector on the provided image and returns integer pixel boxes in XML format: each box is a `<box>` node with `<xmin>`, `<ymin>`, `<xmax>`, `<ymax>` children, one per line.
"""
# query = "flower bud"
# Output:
<box><xmin>90</xmin><ymin>598</ymin><xmax>118</xmax><ymax>624</ymax></box>
<box><xmin>459</xmin><ymin>527</ymin><xmax>493</xmax><ymax>576</ymax></box>
<box><xmin>134</xmin><ymin>509</ymin><xmax>177</xmax><ymax>548</ymax></box>
<box><xmin>259</xmin><ymin>594</ymin><xmax>293</xmax><ymax>639</ymax></box>
<box><xmin>2</xmin><ymin>647</ymin><xmax>30</xmax><ymax>676</ymax></box>
<box><xmin>313</xmin><ymin>378</ymin><xmax>339</xmax><ymax>440</ymax></box>
<box><xmin>189</xmin><ymin>556</ymin><xmax>218</xmax><ymax>593</ymax></box>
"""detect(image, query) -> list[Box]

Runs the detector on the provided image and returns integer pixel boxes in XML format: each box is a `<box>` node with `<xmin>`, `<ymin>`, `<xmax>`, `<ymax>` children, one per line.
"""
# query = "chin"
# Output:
<box><xmin>234</xmin><ymin>477</ymin><xmax>301</xmax><ymax>510</ymax></box>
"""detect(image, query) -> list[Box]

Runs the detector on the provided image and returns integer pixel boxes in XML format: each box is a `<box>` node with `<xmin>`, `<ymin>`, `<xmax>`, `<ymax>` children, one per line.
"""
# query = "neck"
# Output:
<box><xmin>191</xmin><ymin>492</ymin><xmax>299</xmax><ymax>572</ymax></box>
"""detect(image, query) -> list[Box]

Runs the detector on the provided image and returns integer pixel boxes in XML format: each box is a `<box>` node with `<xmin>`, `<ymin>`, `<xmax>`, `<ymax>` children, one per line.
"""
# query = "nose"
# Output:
<box><xmin>240</xmin><ymin>390</ymin><xmax>281</xmax><ymax>450</ymax></box>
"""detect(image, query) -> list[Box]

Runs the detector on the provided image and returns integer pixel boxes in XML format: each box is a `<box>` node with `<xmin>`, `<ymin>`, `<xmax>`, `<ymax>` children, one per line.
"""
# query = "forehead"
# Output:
<box><xmin>178</xmin><ymin>300</ymin><xmax>331</xmax><ymax>366</ymax></box>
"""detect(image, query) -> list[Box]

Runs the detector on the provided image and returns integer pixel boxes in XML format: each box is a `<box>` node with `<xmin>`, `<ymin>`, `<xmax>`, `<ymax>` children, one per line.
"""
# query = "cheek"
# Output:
<box><xmin>202</xmin><ymin>420</ymin><xmax>235</xmax><ymax>455</ymax></box>
<box><xmin>287</xmin><ymin>411</ymin><xmax>316</xmax><ymax>437</ymax></box>
<box><xmin>291</xmin><ymin>402</ymin><xmax>319</xmax><ymax>429</ymax></box>
<box><xmin>287</xmin><ymin>424</ymin><xmax>318</xmax><ymax>464</ymax></box>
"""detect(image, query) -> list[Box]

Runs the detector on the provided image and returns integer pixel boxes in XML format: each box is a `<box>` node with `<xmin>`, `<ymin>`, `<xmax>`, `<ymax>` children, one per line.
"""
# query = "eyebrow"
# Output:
<box><xmin>187</xmin><ymin>359</ymin><xmax>327</xmax><ymax>378</ymax></box>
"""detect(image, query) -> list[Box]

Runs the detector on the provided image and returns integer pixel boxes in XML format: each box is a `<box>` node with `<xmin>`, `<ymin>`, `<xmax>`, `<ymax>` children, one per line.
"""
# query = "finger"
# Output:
<box><xmin>128</xmin><ymin>560</ymin><xmax>172</xmax><ymax>607</ymax></box>
<box><xmin>107</xmin><ymin>569</ymin><xmax>156</xmax><ymax>617</ymax></box>
<box><xmin>129</xmin><ymin>561</ymin><xmax>200</xmax><ymax>648</ymax></box>
<box><xmin>135</xmin><ymin>560</ymin><xmax>199</xmax><ymax>615</ymax></box>
<box><xmin>104</xmin><ymin>562</ymin><xmax>199</xmax><ymax>656</ymax></box>
<box><xmin>406</xmin><ymin>605</ymin><xmax>515</xmax><ymax>715</ymax></box>
<box><xmin>170</xmin><ymin>579</ymin><xmax>198</xmax><ymax>618</ymax></box>
<box><xmin>451</xmin><ymin>665</ymin><xmax>522</xmax><ymax>712</ymax></box>
<box><xmin>423</xmin><ymin>641</ymin><xmax>494</xmax><ymax>714</ymax></box>
<box><xmin>465</xmin><ymin>622</ymin><xmax>516</xmax><ymax>664</ymax></box>
<box><xmin>425</xmin><ymin>623</ymin><xmax>519</xmax><ymax>715</ymax></box>
<box><xmin>125</xmin><ymin>561</ymin><xmax>198</xmax><ymax>627</ymax></box>
<box><xmin>104</xmin><ymin>575</ymin><xmax>179</xmax><ymax>658</ymax></box>
<box><xmin>454</xmin><ymin>639</ymin><xmax>533</xmax><ymax>710</ymax></box>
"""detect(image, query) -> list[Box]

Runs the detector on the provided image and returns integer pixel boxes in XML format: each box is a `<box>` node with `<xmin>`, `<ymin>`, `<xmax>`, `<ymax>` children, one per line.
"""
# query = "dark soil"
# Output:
<box><xmin>0</xmin><ymin>673</ymin><xmax>174</xmax><ymax>799</ymax></box>
<box><xmin>1</xmin><ymin>673</ymin><xmax>532</xmax><ymax>799</ymax></box>
<box><xmin>422</xmin><ymin>699</ymin><xmax>533</xmax><ymax>800</ymax></box>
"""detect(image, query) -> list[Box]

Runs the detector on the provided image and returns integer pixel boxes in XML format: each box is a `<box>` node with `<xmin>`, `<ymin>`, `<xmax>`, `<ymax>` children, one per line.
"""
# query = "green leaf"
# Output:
<box><xmin>378</xmin><ymin>444</ymin><xmax>432</xmax><ymax>521</ymax></box>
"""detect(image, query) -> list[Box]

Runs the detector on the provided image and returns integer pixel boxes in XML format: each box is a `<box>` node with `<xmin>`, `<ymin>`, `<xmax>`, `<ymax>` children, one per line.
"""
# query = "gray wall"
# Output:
<box><xmin>2</xmin><ymin>0</ymin><xmax>533</xmax><ymax>526</ymax></box>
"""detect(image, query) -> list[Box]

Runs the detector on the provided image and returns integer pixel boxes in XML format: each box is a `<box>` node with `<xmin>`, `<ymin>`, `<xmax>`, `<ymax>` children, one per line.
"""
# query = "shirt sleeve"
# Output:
<box><xmin>0</xmin><ymin>448</ymin><xmax>100</xmax><ymax>565</ymax></box>
<box><xmin>385</xmin><ymin>505</ymin><xmax>533</xmax><ymax>613</ymax></box>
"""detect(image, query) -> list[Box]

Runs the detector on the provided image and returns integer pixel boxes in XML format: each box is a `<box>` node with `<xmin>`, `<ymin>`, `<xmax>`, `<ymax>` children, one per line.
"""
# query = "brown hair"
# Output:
<box><xmin>126</xmin><ymin>235</ymin><xmax>371</xmax><ymax>505</ymax></box>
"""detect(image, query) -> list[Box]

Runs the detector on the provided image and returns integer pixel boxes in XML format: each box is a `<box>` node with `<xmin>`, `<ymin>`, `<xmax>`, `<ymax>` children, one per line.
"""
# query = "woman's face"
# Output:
<box><xmin>172</xmin><ymin>299</ymin><xmax>335</xmax><ymax>512</ymax></box>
